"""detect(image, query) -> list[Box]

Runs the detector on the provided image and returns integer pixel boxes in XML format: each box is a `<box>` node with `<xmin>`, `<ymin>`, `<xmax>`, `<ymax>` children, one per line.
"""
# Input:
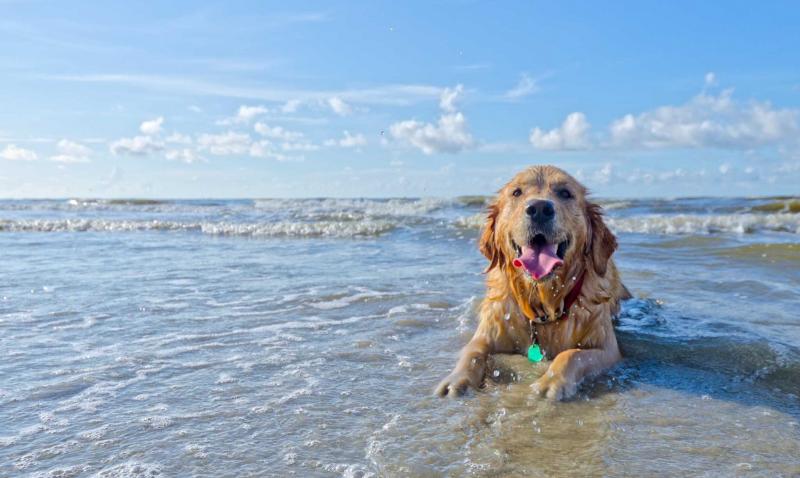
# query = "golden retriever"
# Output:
<box><xmin>436</xmin><ymin>165</ymin><xmax>630</xmax><ymax>400</ymax></box>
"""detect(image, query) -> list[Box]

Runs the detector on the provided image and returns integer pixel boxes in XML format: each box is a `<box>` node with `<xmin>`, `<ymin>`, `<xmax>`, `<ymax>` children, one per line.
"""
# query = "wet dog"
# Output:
<box><xmin>436</xmin><ymin>165</ymin><xmax>630</xmax><ymax>400</ymax></box>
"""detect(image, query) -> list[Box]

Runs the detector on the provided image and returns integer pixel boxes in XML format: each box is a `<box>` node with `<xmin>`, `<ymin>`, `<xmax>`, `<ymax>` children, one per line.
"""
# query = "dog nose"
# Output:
<box><xmin>525</xmin><ymin>200</ymin><xmax>555</xmax><ymax>223</ymax></box>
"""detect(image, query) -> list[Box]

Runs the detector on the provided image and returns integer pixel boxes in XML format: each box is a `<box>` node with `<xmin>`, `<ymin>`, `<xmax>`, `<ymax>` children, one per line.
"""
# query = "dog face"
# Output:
<box><xmin>480</xmin><ymin>165</ymin><xmax>617</xmax><ymax>283</ymax></box>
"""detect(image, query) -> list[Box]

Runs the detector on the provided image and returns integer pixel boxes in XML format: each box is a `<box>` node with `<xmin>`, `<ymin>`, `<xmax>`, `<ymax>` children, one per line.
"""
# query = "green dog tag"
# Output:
<box><xmin>527</xmin><ymin>344</ymin><xmax>544</xmax><ymax>362</ymax></box>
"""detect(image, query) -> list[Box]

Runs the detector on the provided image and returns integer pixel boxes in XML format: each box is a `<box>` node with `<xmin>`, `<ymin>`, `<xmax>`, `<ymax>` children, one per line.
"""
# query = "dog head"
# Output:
<box><xmin>480</xmin><ymin>165</ymin><xmax>617</xmax><ymax>284</ymax></box>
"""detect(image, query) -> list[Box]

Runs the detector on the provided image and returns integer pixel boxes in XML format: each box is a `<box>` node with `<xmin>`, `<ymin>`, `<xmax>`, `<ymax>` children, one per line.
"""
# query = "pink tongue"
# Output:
<box><xmin>512</xmin><ymin>244</ymin><xmax>563</xmax><ymax>280</ymax></box>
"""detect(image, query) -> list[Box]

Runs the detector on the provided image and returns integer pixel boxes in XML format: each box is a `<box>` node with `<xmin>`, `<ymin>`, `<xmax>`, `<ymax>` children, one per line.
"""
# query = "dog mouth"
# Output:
<box><xmin>512</xmin><ymin>234</ymin><xmax>568</xmax><ymax>280</ymax></box>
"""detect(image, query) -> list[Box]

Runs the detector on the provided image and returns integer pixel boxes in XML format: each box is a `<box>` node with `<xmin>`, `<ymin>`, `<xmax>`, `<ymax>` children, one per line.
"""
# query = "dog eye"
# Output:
<box><xmin>557</xmin><ymin>188</ymin><xmax>573</xmax><ymax>200</ymax></box>
<box><xmin>512</xmin><ymin>188</ymin><xmax>522</xmax><ymax>197</ymax></box>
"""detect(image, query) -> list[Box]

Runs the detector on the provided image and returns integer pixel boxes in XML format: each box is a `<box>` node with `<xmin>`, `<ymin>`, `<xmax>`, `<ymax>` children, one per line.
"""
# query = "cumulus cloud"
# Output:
<box><xmin>327</xmin><ymin>96</ymin><xmax>352</xmax><ymax>116</ymax></box>
<box><xmin>50</xmin><ymin>139</ymin><xmax>91</xmax><ymax>163</ymax></box>
<box><xmin>609</xmin><ymin>89</ymin><xmax>799</xmax><ymax>150</ymax></box>
<box><xmin>165</xmin><ymin>148</ymin><xmax>202</xmax><ymax>164</ymax></box>
<box><xmin>254</xmin><ymin>122</ymin><xmax>303</xmax><ymax>141</ymax></box>
<box><xmin>529</xmin><ymin>112</ymin><xmax>591</xmax><ymax>150</ymax></box>
<box><xmin>112</xmin><ymin>116</ymin><xmax>165</xmax><ymax>155</ymax></box>
<box><xmin>139</xmin><ymin>117</ymin><xmax>164</xmax><ymax>135</ymax></box>
<box><xmin>217</xmin><ymin>105</ymin><xmax>269</xmax><ymax>125</ymax></box>
<box><xmin>197</xmin><ymin>131</ymin><xmax>251</xmax><ymax>155</ymax></box>
<box><xmin>110</xmin><ymin>135</ymin><xmax>164</xmax><ymax>156</ymax></box>
<box><xmin>250</xmin><ymin>140</ymin><xmax>303</xmax><ymax>162</ymax></box>
<box><xmin>390</xmin><ymin>112</ymin><xmax>473</xmax><ymax>154</ymax></box>
<box><xmin>165</xmin><ymin>133</ymin><xmax>193</xmax><ymax>144</ymax></box>
<box><xmin>324</xmin><ymin>131</ymin><xmax>367</xmax><ymax>148</ymax></box>
<box><xmin>505</xmin><ymin>74</ymin><xmax>539</xmax><ymax>99</ymax></box>
<box><xmin>439</xmin><ymin>84</ymin><xmax>464</xmax><ymax>113</ymax></box>
<box><xmin>593</xmin><ymin>163</ymin><xmax>614</xmax><ymax>184</ymax></box>
<box><xmin>281</xmin><ymin>100</ymin><xmax>301</xmax><ymax>113</ymax></box>
<box><xmin>280</xmin><ymin>141</ymin><xmax>319</xmax><ymax>152</ymax></box>
<box><xmin>389</xmin><ymin>85</ymin><xmax>474</xmax><ymax>154</ymax></box>
<box><xmin>1</xmin><ymin>144</ymin><xmax>38</xmax><ymax>161</ymax></box>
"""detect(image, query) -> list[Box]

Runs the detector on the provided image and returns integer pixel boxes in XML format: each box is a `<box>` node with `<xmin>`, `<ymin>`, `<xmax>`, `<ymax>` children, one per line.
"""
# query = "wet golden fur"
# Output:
<box><xmin>436</xmin><ymin>165</ymin><xmax>630</xmax><ymax>400</ymax></box>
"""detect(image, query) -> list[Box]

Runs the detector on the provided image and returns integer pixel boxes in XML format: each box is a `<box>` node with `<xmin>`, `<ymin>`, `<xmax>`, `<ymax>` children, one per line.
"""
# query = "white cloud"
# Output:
<box><xmin>139</xmin><ymin>117</ymin><xmax>164</xmax><ymax>135</ymax></box>
<box><xmin>505</xmin><ymin>74</ymin><xmax>539</xmax><ymax>99</ymax></box>
<box><xmin>390</xmin><ymin>112</ymin><xmax>473</xmax><ymax>154</ymax></box>
<box><xmin>165</xmin><ymin>148</ymin><xmax>202</xmax><ymax>164</ymax></box>
<box><xmin>110</xmin><ymin>135</ymin><xmax>165</xmax><ymax>156</ymax></box>
<box><xmin>609</xmin><ymin>89</ymin><xmax>800</xmax><ymax>150</ymax></box>
<box><xmin>197</xmin><ymin>131</ymin><xmax>251</xmax><ymax>155</ymax></box>
<box><xmin>1</xmin><ymin>144</ymin><xmax>38</xmax><ymax>161</ymax></box>
<box><xmin>166</xmin><ymin>133</ymin><xmax>193</xmax><ymax>144</ymax></box>
<box><xmin>217</xmin><ymin>105</ymin><xmax>269</xmax><ymax>125</ymax></box>
<box><xmin>281</xmin><ymin>100</ymin><xmax>301</xmax><ymax>113</ymax></box>
<box><xmin>280</xmin><ymin>141</ymin><xmax>319</xmax><ymax>152</ymax></box>
<box><xmin>705</xmin><ymin>72</ymin><xmax>717</xmax><ymax>87</ymax></box>
<box><xmin>439</xmin><ymin>84</ymin><xmax>464</xmax><ymax>113</ymax></box>
<box><xmin>327</xmin><ymin>96</ymin><xmax>352</xmax><ymax>116</ymax></box>
<box><xmin>254</xmin><ymin>122</ymin><xmax>304</xmax><ymax>141</ymax></box>
<box><xmin>390</xmin><ymin>84</ymin><xmax>474</xmax><ymax>154</ymax></box>
<box><xmin>324</xmin><ymin>130</ymin><xmax>367</xmax><ymax>148</ymax></box>
<box><xmin>529</xmin><ymin>112</ymin><xmax>591</xmax><ymax>150</ymax></box>
<box><xmin>50</xmin><ymin>139</ymin><xmax>91</xmax><ymax>163</ymax></box>
<box><xmin>249</xmin><ymin>140</ymin><xmax>303</xmax><ymax>162</ymax></box>
<box><xmin>238</xmin><ymin>105</ymin><xmax>268</xmax><ymax>123</ymax></box>
<box><xmin>593</xmin><ymin>163</ymin><xmax>614</xmax><ymax>184</ymax></box>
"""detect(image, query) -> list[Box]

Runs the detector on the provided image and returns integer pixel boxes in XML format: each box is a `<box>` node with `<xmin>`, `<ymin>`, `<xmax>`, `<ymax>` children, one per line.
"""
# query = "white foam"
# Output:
<box><xmin>0</xmin><ymin>218</ymin><xmax>397</xmax><ymax>238</ymax></box>
<box><xmin>253</xmin><ymin>197</ymin><xmax>451</xmax><ymax>218</ymax></box>
<box><xmin>309</xmin><ymin>288</ymin><xmax>394</xmax><ymax>310</ymax></box>
<box><xmin>29</xmin><ymin>465</ymin><xmax>87</xmax><ymax>478</ymax></box>
<box><xmin>184</xmin><ymin>443</ymin><xmax>208</xmax><ymax>459</ymax></box>
<box><xmin>91</xmin><ymin>462</ymin><xmax>162</xmax><ymax>478</ymax></box>
<box><xmin>139</xmin><ymin>415</ymin><xmax>173</xmax><ymax>430</ymax></box>
<box><xmin>453</xmin><ymin>213</ymin><xmax>486</xmax><ymax>229</ymax></box>
<box><xmin>454</xmin><ymin>212</ymin><xmax>800</xmax><ymax>235</ymax></box>
<box><xmin>79</xmin><ymin>424</ymin><xmax>110</xmax><ymax>441</ymax></box>
<box><xmin>606</xmin><ymin>213</ymin><xmax>800</xmax><ymax>235</ymax></box>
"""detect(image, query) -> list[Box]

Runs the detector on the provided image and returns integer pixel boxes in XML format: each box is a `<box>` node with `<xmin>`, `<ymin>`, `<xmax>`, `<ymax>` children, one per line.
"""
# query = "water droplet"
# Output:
<box><xmin>493</xmin><ymin>369</ymin><xmax>500</xmax><ymax>377</ymax></box>
<box><xmin>503</xmin><ymin>312</ymin><xmax>511</xmax><ymax>321</ymax></box>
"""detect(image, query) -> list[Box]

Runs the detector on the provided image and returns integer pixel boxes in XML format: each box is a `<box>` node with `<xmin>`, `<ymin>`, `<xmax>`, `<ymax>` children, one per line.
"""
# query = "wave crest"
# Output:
<box><xmin>0</xmin><ymin>219</ymin><xmax>396</xmax><ymax>238</ymax></box>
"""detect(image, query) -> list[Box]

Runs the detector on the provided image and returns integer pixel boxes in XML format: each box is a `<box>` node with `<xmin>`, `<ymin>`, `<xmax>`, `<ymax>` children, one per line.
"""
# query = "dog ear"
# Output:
<box><xmin>584</xmin><ymin>201</ymin><xmax>617</xmax><ymax>276</ymax></box>
<box><xmin>479</xmin><ymin>203</ymin><xmax>505</xmax><ymax>273</ymax></box>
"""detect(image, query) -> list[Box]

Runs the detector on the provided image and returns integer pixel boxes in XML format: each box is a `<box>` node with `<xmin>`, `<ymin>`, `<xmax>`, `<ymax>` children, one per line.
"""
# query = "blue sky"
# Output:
<box><xmin>1</xmin><ymin>1</ymin><xmax>799</xmax><ymax>198</ymax></box>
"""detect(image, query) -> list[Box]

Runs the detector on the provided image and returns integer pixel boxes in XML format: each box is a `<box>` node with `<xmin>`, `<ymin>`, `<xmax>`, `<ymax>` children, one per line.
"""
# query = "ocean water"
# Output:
<box><xmin>1</xmin><ymin>196</ymin><xmax>799</xmax><ymax>477</ymax></box>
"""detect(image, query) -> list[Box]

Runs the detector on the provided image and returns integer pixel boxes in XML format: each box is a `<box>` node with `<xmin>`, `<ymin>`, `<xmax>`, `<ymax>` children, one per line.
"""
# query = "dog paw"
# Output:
<box><xmin>435</xmin><ymin>371</ymin><xmax>478</xmax><ymax>398</ymax></box>
<box><xmin>532</xmin><ymin>372</ymin><xmax>577</xmax><ymax>401</ymax></box>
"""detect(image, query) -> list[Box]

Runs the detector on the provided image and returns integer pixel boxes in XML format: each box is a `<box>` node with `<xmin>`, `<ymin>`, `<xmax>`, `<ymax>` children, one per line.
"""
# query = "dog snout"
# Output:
<box><xmin>525</xmin><ymin>200</ymin><xmax>555</xmax><ymax>224</ymax></box>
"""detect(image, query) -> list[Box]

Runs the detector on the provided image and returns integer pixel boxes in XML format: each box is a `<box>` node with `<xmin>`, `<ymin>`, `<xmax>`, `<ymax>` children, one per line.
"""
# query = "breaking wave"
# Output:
<box><xmin>605</xmin><ymin>213</ymin><xmax>800</xmax><ymax>235</ymax></box>
<box><xmin>454</xmin><ymin>212</ymin><xmax>800</xmax><ymax>235</ymax></box>
<box><xmin>2</xmin><ymin>197</ymin><xmax>800</xmax><ymax>238</ymax></box>
<box><xmin>0</xmin><ymin>218</ymin><xmax>396</xmax><ymax>238</ymax></box>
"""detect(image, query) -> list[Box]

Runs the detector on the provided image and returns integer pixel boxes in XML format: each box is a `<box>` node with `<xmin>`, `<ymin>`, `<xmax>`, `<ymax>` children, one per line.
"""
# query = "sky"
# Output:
<box><xmin>1</xmin><ymin>0</ymin><xmax>799</xmax><ymax>198</ymax></box>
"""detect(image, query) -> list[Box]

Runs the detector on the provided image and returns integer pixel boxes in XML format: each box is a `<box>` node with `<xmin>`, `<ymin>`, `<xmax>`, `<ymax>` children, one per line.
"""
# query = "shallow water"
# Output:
<box><xmin>1</xmin><ymin>197</ymin><xmax>799</xmax><ymax>477</ymax></box>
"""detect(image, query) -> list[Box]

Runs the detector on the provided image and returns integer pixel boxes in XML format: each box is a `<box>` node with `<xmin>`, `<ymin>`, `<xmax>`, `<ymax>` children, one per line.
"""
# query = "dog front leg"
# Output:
<box><xmin>434</xmin><ymin>333</ymin><xmax>491</xmax><ymax>397</ymax></box>
<box><xmin>532</xmin><ymin>346</ymin><xmax>621</xmax><ymax>400</ymax></box>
